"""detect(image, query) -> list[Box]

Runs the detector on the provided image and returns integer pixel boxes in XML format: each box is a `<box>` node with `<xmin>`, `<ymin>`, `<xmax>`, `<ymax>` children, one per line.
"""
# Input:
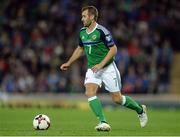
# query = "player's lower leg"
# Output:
<box><xmin>88</xmin><ymin>96</ymin><xmax>111</xmax><ymax>131</ymax></box>
<box><xmin>88</xmin><ymin>96</ymin><xmax>107</xmax><ymax>123</ymax></box>
<box><xmin>112</xmin><ymin>93</ymin><xmax>148</xmax><ymax>127</ymax></box>
<box><xmin>121</xmin><ymin>95</ymin><xmax>148</xmax><ymax>127</ymax></box>
<box><xmin>122</xmin><ymin>96</ymin><xmax>143</xmax><ymax>114</ymax></box>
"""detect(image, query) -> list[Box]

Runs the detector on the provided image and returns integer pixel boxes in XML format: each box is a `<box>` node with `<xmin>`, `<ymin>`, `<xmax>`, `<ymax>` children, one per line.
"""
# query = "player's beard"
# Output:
<box><xmin>84</xmin><ymin>20</ymin><xmax>92</xmax><ymax>27</ymax></box>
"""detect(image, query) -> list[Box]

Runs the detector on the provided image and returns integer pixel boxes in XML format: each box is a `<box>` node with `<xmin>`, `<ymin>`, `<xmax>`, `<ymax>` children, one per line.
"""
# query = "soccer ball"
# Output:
<box><xmin>33</xmin><ymin>114</ymin><xmax>50</xmax><ymax>130</ymax></box>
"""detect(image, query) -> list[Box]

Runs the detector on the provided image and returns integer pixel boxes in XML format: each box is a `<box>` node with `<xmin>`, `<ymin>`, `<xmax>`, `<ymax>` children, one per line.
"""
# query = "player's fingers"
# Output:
<box><xmin>60</xmin><ymin>65</ymin><xmax>64</xmax><ymax>70</ymax></box>
<box><xmin>60</xmin><ymin>65</ymin><xmax>67</xmax><ymax>70</ymax></box>
<box><xmin>91</xmin><ymin>66</ymin><xmax>98</xmax><ymax>73</ymax></box>
<box><xmin>62</xmin><ymin>68</ymin><xmax>67</xmax><ymax>71</ymax></box>
<box><xmin>61</xmin><ymin>68</ymin><xmax>67</xmax><ymax>71</ymax></box>
<box><xmin>91</xmin><ymin>66</ymin><xmax>95</xmax><ymax>72</ymax></box>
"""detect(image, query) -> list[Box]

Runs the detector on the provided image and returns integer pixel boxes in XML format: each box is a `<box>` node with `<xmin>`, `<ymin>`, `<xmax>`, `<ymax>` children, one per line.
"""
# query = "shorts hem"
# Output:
<box><xmin>84</xmin><ymin>81</ymin><xmax>101</xmax><ymax>87</ymax></box>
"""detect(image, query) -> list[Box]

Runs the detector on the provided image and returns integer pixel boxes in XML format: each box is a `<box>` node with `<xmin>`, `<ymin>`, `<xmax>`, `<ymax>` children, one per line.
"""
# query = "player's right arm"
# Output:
<box><xmin>60</xmin><ymin>46</ymin><xmax>84</xmax><ymax>71</ymax></box>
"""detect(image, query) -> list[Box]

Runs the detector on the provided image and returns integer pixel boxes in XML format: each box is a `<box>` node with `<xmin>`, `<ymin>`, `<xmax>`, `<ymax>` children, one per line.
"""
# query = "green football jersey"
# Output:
<box><xmin>79</xmin><ymin>24</ymin><xmax>115</xmax><ymax>68</ymax></box>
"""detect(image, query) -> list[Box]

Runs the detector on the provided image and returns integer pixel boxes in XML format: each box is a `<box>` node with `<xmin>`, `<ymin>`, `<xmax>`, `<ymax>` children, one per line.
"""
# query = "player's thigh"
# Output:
<box><xmin>102</xmin><ymin>62</ymin><xmax>122</xmax><ymax>92</ymax></box>
<box><xmin>85</xmin><ymin>83</ymin><xmax>99</xmax><ymax>97</ymax></box>
<box><xmin>84</xmin><ymin>69</ymin><xmax>102</xmax><ymax>86</ymax></box>
<box><xmin>110</xmin><ymin>91</ymin><xmax>123</xmax><ymax>104</ymax></box>
<box><xmin>84</xmin><ymin>69</ymin><xmax>102</xmax><ymax>97</ymax></box>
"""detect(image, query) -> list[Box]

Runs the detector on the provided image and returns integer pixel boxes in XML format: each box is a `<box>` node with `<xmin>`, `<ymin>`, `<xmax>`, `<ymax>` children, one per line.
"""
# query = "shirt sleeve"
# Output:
<box><xmin>100</xmin><ymin>28</ymin><xmax>115</xmax><ymax>47</ymax></box>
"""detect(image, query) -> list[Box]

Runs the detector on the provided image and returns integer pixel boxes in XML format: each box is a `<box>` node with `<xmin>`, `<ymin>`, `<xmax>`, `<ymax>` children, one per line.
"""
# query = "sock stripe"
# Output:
<box><xmin>88</xmin><ymin>96</ymin><xmax>97</xmax><ymax>102</ymax></box>
<box><xmin>122</xmin><ymin>95</ymin><xmax>126</xmax><ymax>105</ymax></box>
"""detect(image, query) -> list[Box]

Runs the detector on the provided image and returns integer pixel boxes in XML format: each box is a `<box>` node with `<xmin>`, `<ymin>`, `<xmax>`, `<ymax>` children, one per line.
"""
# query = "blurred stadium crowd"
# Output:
<box><xmin>0</xmin><ymin>0</ymin><xmax>178</xmax><ymax>94</ymax></box>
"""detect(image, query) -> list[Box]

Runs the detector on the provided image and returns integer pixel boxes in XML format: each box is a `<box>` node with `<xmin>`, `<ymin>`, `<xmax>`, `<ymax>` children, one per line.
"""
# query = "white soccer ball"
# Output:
<box><xmin>33</xmin><ymin>114</ymin><xmax>50</xmax><ymax>130</ymax></box>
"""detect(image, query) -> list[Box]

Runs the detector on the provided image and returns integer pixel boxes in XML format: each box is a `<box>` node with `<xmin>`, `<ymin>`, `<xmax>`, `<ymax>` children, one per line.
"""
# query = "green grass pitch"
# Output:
<box><xmin>0</xmin><ymin>107</ymin><xmax>180</xmax><ymax>136</ymax></box>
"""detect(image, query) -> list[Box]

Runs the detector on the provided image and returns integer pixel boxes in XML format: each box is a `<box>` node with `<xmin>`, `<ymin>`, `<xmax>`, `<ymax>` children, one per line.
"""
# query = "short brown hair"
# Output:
<box><xmin>81</xmin><ymin>6</ymin><xmax>98</xmax><ymax>21</ymax></box>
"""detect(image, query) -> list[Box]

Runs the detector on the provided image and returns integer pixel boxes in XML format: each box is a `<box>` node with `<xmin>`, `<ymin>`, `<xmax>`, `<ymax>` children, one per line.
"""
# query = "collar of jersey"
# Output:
<box><xmin>86</xmin><ymin>23</ymin><xmax>98</xmax><ymax>34</ymax></box>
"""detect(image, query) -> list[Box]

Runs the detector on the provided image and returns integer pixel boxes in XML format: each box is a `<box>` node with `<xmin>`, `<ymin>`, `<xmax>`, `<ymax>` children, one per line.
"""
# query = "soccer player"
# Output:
<box><xmin>60</xmin><ymin>6</ymin><xmax>148</xmax><ymax>131</ymax></box>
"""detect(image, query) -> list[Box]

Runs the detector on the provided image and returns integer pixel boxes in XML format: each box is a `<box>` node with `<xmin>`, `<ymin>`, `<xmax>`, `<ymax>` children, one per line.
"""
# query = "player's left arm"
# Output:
<box><xmin>92</xmin><ymin>44</ymin><xmax>117</xmax><ymax>73</ymax></box>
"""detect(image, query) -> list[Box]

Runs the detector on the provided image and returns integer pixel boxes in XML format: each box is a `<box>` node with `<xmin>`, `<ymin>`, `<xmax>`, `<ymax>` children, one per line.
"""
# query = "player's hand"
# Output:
<box><xmin>91</xmin><ymin>64</ymin><xmax>103</xmax><ymax>73</ymax></box>
<box><xmin>60</xmin><ymin>63</ymin><xmax>70</xmax><ymax>71</ymax></box>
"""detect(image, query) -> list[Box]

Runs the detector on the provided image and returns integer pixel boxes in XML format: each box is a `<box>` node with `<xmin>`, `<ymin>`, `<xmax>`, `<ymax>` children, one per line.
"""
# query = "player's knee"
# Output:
<box><xmin>112</xmin><ymin>94</ymin><xmax>123</xmax><ymax>104</ymax></box>
<box><xmin>85</xmin><ymin>90</ymin><xmax>96</xmax><ymax>97</ymax></box>
<box><xmin>113</xmin><ymin>98</ymin><xmax>121</xmax><ymax>104</ymax></box>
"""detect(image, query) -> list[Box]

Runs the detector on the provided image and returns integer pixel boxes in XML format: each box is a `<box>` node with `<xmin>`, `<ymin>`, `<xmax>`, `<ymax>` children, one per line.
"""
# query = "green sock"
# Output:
<box><xmin>122</xmin><ymin>96</ymin><xmax>143</xmax><ymax>114</ymax></box>
<box><xmin>88</xmin><ymin>96</ymin><xmax>106</xmax><ymax>122</ymax></box>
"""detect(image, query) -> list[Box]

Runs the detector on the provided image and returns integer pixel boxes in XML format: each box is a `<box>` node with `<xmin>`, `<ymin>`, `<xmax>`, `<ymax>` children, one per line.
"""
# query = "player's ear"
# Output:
<box><xmin>90</xmin><ymin>14</ymin><xmax>95</xmax><ymax>20</ymax></box>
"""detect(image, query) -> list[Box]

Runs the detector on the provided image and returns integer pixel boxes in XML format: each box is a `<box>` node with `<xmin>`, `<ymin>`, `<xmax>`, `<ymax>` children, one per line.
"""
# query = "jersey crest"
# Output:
<box><xmin>92</xmin><ymin>35</ymin><xmax>97</xmax><ymax>40</ymax></box>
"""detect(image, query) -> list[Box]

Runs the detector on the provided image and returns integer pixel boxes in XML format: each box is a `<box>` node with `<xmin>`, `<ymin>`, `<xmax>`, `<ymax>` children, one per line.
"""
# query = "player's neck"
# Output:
<box><xmin>86</xmin><ymin>22</ymin><xmax>97</xmax><ymax>34</ymax></box>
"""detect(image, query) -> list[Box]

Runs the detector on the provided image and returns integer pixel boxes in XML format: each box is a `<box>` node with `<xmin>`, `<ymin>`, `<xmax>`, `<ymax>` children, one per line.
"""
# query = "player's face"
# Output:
<box><xmin>81</xmin><ymin>10</ymin><xmax>92</xmax><ymax>27</ymax></box>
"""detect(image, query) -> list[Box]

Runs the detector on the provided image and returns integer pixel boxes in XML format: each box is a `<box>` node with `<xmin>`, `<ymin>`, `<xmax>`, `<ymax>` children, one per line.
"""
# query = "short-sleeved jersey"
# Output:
<box><xmin>79</xmin><ymin>24</ymin><xmax>115</xmax><ymax>68</ymax></box>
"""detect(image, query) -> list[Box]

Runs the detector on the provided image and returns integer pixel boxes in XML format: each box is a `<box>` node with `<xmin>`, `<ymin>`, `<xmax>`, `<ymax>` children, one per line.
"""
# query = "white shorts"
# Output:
<box><xmin>84</xmin><ymin>62</ymin><xmax>122</xmax><ymax>92</ymax></box>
